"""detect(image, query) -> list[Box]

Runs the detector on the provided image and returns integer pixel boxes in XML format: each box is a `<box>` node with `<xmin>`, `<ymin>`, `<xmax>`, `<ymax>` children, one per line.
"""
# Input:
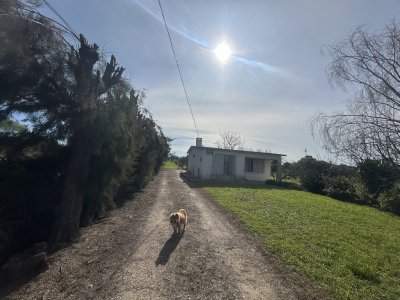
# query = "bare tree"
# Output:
<box><xmin>216</xmin><ymin>131</ymin><xmax>245</xmax><ymax>150</ymax></box>
<box><xmin>312</xmin><ymin>22</ymin><xmax>400</xmax><ymax>169</ymax></box>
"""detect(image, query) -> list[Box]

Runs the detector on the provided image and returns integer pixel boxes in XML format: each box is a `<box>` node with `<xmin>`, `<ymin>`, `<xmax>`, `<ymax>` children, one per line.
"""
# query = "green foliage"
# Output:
<box><xmin>0</xmin><ymin>1</ymin><xmax>170</xmax><ymax>260</ymax></box>
<box><xmin>323</xmin><ymin>175</ymin><xmax>357</xmax><ymax>202</ymax></box>
<box><xmin>353</xmin><ymin>179</ymin><xmax>375</xmax><ymax>205</ymax></box>
<box><xmin>168</xmin><ymin>155</ymin><xmax>188</xmax><ymax>170</ymax></box>
<box><xmin>296</xmin><ymin>156</ymin><xmax>330</xmax><ymax>194</ymax></box>
<box><xmin>281</xmin><ymin>161</ymin><xmax>297</xmax><ymax>179</ymax></box>
<box><xmin>378</xmin><ymin>184</ymin><xmax>400</xmax><ymax>215</ymax></box>
<box><xmin>357</xmin><ymin>159</ymin><xmax>397</xmax><ymax>197</ymax></box>
<box><xmin>130</xmin><ymin>121</ymin><xmax>170</xmax><ymax>190</ymax></box>
<box><xmin>294</xmin><ymin>157</ymin><xmax>400</xmax><ymax>215</ymax></box>
<box><xmin>0</xmin><ymin>4</ymin><xmax>74</xmax><ymax>140</ymax></box>
<box><xmin>265</xmin><ymin>179</ymin><xmax>301</xmax><ymax>190</ymax></box>
<box><xmin>204</xmin><ymin>185</ymin><xmax>400</xmax><ymax>300</ymax></box>
<box><xmin>162</xmin><ymin>160</ymin><xmax>180</xmax><ymax>170</ymax></box>
<box><xmin>80</xmin><ymin>83</ymin><xmax>140</xmax><ymax>225</ymax></box>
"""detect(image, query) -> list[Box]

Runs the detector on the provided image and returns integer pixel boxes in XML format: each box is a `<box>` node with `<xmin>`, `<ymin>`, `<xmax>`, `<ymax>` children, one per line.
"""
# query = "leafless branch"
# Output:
<box><xmin>216</xmin><ymin>131</ymin><xmax>245</xmax><ymax>150</ymax></box>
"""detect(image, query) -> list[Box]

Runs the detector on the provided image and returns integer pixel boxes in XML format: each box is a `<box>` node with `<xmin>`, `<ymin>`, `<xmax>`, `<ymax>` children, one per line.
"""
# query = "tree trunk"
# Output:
<box><xmin>49</xmin><ymin>128</ymin><xmax>92</xmax><ymax>251</ymax></box>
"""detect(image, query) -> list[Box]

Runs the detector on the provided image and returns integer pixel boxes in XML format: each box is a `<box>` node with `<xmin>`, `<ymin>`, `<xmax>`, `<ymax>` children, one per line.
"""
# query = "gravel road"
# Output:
<box><xmin>4</xmin><ymin>170</ymin><xmax>330</xmax><ymax>299</ymax></box>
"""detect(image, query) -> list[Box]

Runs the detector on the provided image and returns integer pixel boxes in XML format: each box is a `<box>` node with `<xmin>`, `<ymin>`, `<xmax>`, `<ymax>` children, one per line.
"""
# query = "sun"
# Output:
<box><xmin>214</xmin><ymin>42</ymin><xmax>232</xmax><ymax>63</ymax></box>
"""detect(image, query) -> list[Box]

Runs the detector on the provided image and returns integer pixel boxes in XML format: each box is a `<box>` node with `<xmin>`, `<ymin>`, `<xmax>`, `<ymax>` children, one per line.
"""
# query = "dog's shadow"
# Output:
<box><xmin>155</xmin><ymin>233</ymin><xmax>183</xmax><ymax>266</ymax></box>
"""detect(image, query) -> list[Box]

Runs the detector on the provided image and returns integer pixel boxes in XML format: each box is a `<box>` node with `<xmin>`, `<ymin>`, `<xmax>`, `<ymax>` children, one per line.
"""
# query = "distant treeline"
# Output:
<box><xmin>0</xmin><ymin>0</ymin><xmax>169</xmax><ymax>265</ymax></box>
<box><xmin>168</xmin><ymin>155</ymin><xmax>188</xmax><ymax>169</ymax></box>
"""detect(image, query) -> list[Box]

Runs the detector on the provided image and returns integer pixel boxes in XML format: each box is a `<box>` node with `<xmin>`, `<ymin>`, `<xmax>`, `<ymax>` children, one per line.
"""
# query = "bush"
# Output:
<box><xmin>378</xmin><ymin>184</ymin><xmax>400</xmax><ymax>215</ymax></box>
<box><xmin>323</xmin><ymin>175</ymin><xmax>357</xmax><ymax>202</ymax></box>
<box><xmin>296</xmin><ymin>157</ymin><xmax>330</xmax><ymax>194</ymax></box>
<box><xmin>357</xmin><ymin>159</ymin><xmax>397</xmax><ymax>196</ymax></box>
<box><xmin>265</xmin><ymin>179</ymin><xmax>302</xmax><ymax>190</ymax></box>
<box><xmin>353</xmin><ymin>180</ymin><xmax>375</xmax><ymax>205</ymax></box>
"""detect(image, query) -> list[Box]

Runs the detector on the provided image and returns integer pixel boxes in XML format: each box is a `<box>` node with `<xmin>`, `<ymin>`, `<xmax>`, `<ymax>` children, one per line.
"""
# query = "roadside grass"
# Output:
<box><xmin>161</xmin><ymin>160</ymin><xmax>180</xmax><ymax>170</ymax></box>
<box><xmin>203</xmin><ymin>184</ymin><xmax>400</xmax><ymax>300</ymax></box>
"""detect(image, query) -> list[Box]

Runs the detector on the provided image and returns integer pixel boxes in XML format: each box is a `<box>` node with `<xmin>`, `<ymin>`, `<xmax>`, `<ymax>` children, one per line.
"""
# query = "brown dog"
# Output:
<box><xmin>169</xmin><ymin>209</ymin><xmax>187</xmax><ymax>236</ymax></box>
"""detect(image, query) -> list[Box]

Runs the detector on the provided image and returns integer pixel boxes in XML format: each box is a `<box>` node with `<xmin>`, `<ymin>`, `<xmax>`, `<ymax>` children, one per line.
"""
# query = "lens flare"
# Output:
<box><xmin>214</xmin><ymin>42</ymin><xmax>232</xmax><ymax>63</ymax></box>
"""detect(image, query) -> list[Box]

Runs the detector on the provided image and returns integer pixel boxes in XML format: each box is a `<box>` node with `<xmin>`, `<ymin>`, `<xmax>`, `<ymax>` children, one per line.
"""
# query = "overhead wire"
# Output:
<box><xmin>157</xmin><ymin>0</ymin><xmax>200</xmax><ymax>137</ymax></box>
<box><xmin>17</xmin><ymin>0</ymin><xmax>201</xmax><ymax>138</ymax></box>
<box><xmin>32</xmin><ymin>2</ymin><xmax>120</xmax><ymax>60</ymax></box>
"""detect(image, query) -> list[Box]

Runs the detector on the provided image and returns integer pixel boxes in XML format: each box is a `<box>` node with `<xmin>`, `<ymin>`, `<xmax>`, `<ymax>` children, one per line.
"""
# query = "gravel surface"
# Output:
<box><xmin>3</xmin><ymin>170</ymin><xmax>331</xmax><ymax>299</ymax></box>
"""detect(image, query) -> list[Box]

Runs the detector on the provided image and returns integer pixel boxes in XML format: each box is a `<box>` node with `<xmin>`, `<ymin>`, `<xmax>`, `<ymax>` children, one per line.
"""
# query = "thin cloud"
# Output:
<box><xmin>132</xmin><ymin>0</ymin><xmax>285</xmax><ymax>75</ymax></box>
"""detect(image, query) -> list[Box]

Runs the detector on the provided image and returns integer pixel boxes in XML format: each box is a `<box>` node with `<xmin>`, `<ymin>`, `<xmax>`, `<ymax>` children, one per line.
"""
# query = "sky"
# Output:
<box><xmin>40</xmin><ymin>0</ymin><xmax>400</xmax><ymax>162</ymax></box>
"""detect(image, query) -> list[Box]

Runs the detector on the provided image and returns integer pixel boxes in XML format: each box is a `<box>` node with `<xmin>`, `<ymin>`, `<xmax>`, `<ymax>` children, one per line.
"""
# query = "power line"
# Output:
<box><xmin>157</xmin><ymin>0</ymin><xmax>199</xmax><ymax>137</ymax></box>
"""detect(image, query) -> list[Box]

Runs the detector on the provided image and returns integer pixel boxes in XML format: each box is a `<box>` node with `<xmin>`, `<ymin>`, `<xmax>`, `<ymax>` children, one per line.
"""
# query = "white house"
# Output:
<box><xmin>187</xmin><ymin>138</ymin><xmax>286</xmax><ymax>182</ymax></box>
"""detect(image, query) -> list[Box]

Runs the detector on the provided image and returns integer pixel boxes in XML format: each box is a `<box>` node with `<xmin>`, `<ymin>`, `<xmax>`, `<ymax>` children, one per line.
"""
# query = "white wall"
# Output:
<box><xmin>188</xmin><ymin>148</ymin><xmax>203</xmax><ymax>177</ymax></box>
<box><xmin>201</xmin><ymin>149</ymin><xmax>213</xmax><ymax>179</ymax></box>
<box><xmin>188</xmin><ymin>147</ymin><xmax>282</xmax><ymax>182</ymax></box>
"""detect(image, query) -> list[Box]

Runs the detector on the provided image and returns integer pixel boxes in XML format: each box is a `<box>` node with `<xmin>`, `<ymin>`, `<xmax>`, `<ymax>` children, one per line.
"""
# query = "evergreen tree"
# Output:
<box><xmin>0</xmin><ymin>0</ymin><xmax>170</xmax><ymax>257</ymax></box>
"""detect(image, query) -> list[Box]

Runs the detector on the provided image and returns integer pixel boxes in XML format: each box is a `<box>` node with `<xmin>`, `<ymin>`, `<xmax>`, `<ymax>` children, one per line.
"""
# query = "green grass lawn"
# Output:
<box><xmin>203</xmin><ymin>184</ymin><xmax>400</xmax><ymax>300</ymax></box>
<box><xmin>161</xmin><ymin>160</ymin><xmax>180</xmax><ymax>170</ymax></box>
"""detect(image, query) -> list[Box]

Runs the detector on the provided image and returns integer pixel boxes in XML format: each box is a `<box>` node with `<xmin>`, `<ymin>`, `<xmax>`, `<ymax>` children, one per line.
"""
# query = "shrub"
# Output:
<box><xmin>296</xmin><ymin>157</ymin><xmax>330</xmax><ymax>194</ymax></box>
<box><xmin>265</xmin><ymin>179</ymin><xmax>302</xmax><ymax>190</ymax></box>
<box><xmin>378</xmin><ymin>184</ymin><xmax>400</xmax><ymax>215</ymax></box>
<box><xmin>265</xmin><ymin>179</ymin><xmax>276</xmax><ymax>185</ymax></box>
<box><xmin>353</xmin><ymin>180</ymin><xmax>375</xmax><ymax>205</ymax></box>
<box><xmin>357</xmin><ymin>159</ymin><xmax>397</xmax><ymax>196</ymax></box>
<box><xmin>323</xmin><ymin>175</ymin><xmax>357</xmax><ymax>202</ymax></box>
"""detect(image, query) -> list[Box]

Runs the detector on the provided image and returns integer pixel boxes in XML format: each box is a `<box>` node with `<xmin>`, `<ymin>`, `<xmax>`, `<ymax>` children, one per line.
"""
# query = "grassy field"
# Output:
<box><xmin>203</xmin><ymin>184</ymin><xmax>400</xmax><ymax>300</ymax></box>
<box><xmin>161</xmin><ymin>160</ymin><xmax>180</xmax><ymax>170</ymax></box>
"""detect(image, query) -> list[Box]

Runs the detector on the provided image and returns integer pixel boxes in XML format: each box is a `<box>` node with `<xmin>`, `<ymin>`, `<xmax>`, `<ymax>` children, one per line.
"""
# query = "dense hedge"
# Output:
<box><xmin>0</xmin><ymin>1</ymin><xmax>170</xmax><ymax>265</ymax></box>
<box><xmin>288</xmin><ymin>157</ymin><xmax>400</xmax><ymax>215</ymax></box>
<box><xmin>0</xmin><ymin>91</ymin><xmax>170</xmax><ymax>266</ymax></box>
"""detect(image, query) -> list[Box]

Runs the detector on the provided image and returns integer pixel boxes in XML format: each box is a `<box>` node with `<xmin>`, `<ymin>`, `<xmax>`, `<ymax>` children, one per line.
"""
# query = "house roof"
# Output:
<box><xmin>187</xmin><ymin>146</ymin><xmax>286</xmax><ymax>157</ymax></box>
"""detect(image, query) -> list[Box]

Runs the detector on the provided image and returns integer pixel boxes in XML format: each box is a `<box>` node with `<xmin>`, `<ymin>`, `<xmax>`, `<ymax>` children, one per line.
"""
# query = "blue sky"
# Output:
<box><xmin>41</xmin><ymin>0</ymin><xmax>400</xmax><ymax>162</ymax></box>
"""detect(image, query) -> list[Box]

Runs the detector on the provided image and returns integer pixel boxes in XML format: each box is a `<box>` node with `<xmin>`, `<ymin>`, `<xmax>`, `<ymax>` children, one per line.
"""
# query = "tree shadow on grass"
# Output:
<box><xmin>155</xmin><ymin>234</ymin><xmax>183</xmax><ymax>266</ymax></box>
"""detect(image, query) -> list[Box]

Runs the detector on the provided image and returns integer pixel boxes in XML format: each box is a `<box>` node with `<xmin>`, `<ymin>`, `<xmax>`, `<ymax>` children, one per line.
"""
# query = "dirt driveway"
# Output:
<box><xmin>4</xmin><ymin>170</ymin><xmax>330</xmax><ymax>299</ymax></box>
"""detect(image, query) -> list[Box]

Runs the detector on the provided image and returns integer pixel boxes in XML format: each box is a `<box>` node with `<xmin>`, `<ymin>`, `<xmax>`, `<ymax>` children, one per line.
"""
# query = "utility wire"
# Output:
<box><xmin>157</xmin><ymin>0</ymin><xmax>199</xmax><ymax>137</ymax></box>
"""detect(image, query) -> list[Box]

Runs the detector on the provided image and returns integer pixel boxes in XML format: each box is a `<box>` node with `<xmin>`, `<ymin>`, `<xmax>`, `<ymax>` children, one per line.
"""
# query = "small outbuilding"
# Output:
<box><xmin>187</xmin><ymin>138</ymin><xmax>286</xmax><ymax>182</ymax></box>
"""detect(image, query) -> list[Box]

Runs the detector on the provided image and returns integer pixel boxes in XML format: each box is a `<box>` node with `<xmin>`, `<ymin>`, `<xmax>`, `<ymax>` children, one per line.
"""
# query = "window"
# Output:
<box><xmin>245</xmin><ymin>158</ymin><xmax>265</xmax><ymax>173</ymax></box>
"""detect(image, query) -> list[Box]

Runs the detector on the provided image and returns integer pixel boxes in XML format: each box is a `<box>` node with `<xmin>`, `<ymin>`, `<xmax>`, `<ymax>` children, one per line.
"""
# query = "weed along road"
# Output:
<box><xmin>6</xmin><ymin>170</ymin><xmax>328</xmax><ymax>299</ymax></box>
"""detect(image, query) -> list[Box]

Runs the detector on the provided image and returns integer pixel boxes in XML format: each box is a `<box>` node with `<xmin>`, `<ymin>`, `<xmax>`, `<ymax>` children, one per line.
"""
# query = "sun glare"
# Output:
<box><xmin>214</xmin><ymin>42</ymin><xmax>232</xmax><ymax>63</ymax></box>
